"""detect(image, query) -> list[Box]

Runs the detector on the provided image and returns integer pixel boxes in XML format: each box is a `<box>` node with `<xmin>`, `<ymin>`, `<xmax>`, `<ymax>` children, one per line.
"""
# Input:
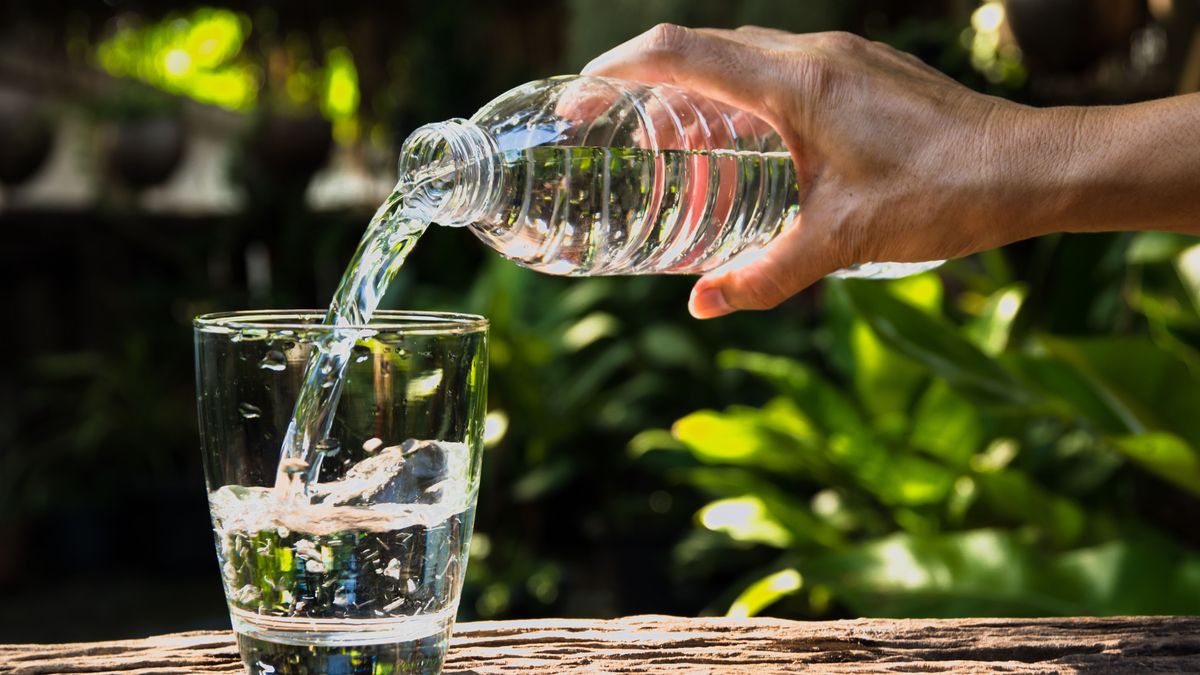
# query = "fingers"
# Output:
<box><xmin>581</xmin><ymin>24</ymin><xmax>784</xmax><ymax>124</ymax></box>
<box><xmin>688</xmin><ymin>215</ymin><xmax>841</xmax><ymax>319</ymax></box>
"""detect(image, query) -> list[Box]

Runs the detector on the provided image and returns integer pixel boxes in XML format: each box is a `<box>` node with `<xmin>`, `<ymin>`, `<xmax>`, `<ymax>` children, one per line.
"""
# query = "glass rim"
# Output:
<box><xmin>194</xmin><ymin>309</ymin><xmax>489</xmax><ymax>335</ymax></box>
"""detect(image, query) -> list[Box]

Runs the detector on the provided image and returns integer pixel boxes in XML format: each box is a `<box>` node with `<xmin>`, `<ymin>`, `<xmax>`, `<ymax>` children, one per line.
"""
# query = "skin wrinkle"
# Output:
<box><xmin>584</xmin><ymin>24</ymin><xmax>1200</xmax><ymax>318</ymax></box>
<box><xmin>1044</xmin><ymin>106</ymin><xmax>1093</xmax><ymax>236</ymax></box>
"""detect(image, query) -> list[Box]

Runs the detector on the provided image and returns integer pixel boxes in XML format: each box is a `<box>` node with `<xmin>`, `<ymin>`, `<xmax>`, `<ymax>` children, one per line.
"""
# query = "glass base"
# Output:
<box><xmin>233</xmin><ymin>609</ymin><xmax>454</xmax><ymax>675</ymax></box>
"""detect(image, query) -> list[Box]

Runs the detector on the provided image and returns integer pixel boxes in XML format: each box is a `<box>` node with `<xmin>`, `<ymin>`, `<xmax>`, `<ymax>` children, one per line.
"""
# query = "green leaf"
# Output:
<box><xmin>627</xmin><ymin>429</ymin><xmax>684</xmax><ymax>458</ymax></box>
<box><xmin>697</xmin><ymin>496</ymin><xmax>794</xmax><ymax>548</ymax></box>
<box><xmin>682</xmin><ymin>467</ymin><xmax>845</xmax><ymax>548</ymax></box>
<box><xmin>671</xmin><ymin>399</ymin><xmax>823</xmax><ymax>476</ymax></box>
<box><xmin>827</xmin><ymin>434</ymin><xmax>957</xmax><ymax>507</ymax></box>
<box><xmin>802</xmin><ymin>528</ymin><xmax>1200</xmax><ymax>617</ymax></box>
<box><xmin>1178</xmin><ymin>243</ymin><xmax>1200</xmax><ymax>315</ymax></box>
<box><xmin>726</xmin><ymin>568</ymin><xmax>803</xmax><ymax>617</ymax></box>
<box><xmin>554</xmin><ymin>278</ymin><xmax>616</xmax><ymax>318</ymax></box>
<box><xmin>1126</xmin><ymin>232</ymin><xmax>1194</xmax><ymax>265</ymax></box>
<box><xmin>718</xmin><ymin>350</ymin><xmax>864</xmax><ymax>436</ymax></box>
<box><xmin>839</xmin><ymin>279</ymin><xmax>1030</xmax><ymax>406</ymax></box>
<box><xmin>559</xmin><ymin>343</ymin><xmax>634</xmax><ymax>411</ymax></box>
<box><xmin>641</xmin><ymin>323</ymin><xmax>707</xmax><ymax>372</ymax></box>
<box><xmin>1109</xmin><ymin>433</ymin><xmax>1200</xmax><ymax>496</ymax></box>
<box><xmin>972</xmin><ymin>470</ymin><xmax>1087</xmax><ymax>546</ymax></box>
<box><xmin>850</xmin><ymin>319</ymin><xmax>927</xmax><ymax>423</ymax></box>
<box><xmin>966</xmin><ymin>284</ymin><xmax>1027</xmax><ymax>356</ymax></box>
<box><xmin>803</xmin><ymin>529</ymin><xmax>1069</xmax><ymax>616</ymax></box>
<box><xmin>1047</xmin><ymin>532</ymin><xmax>1200</xmax><ymax>614</ymax></box>
<box><xmin>1005</xmin><ymin>353</ymin><xmax>1131</xmax><ymax>433</ymax></box>
<box><xmin>1039</xmin><ymin>336</ymin><xmax>1200</xmax><ymax>449</ymax></box>
<box><xmin>910</xmin><ymin>380</ymin><xmax>982</xmax><ymax>469</ymax></box>
<box><xmin>886</xmin><ymin>273</ymin><xmax>944</xmax><ymax>315</ymax></box>
<box><xmin>560</xmin><ymin>312</ymin><xmax>619</xmax><ymax>351</ymax></box>
<box><xmin>511</xmin><ymin>458</ymin><xmax>576</xmax><ymax>502</ymax></box>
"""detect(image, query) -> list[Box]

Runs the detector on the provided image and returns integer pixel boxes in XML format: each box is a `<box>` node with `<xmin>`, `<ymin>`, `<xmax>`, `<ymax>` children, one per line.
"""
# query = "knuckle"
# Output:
<box><xmin>818</xmin><ymin>31</ymin><xmax>864</xmax><ymax>52</ymax></box>
<box><xmin>732</xmin><ymin>268</ymin><xmax>788</xmax><ymax>311</ymax></box>
<box><xmin>788</xmin><ymin>51</ymin><xmax>837</xmax><ymax>102</ymax></box>
<box><xmin>644</xmin><ymin>23</ymin><xmax>692</xmax><ymax>54</ymax></box>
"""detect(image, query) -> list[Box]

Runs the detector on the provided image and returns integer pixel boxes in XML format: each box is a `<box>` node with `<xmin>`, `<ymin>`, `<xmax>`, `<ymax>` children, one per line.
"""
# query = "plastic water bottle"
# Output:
<box><xmin>397</xmin><ymin>75</ymin><xmax>943</xmax><ymax>278</ymax></box>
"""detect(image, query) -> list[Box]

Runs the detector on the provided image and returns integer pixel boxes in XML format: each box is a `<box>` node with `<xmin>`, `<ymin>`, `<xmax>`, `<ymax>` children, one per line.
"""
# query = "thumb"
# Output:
<box><xmin>688</xmin><ymin>217</ymin><xmax>840</xmax><ymax>319</ymax></box>
<box><xmin>581</xmin><ymin>24</ymin><xmax>783</xmax><ymax>124</ymax></box>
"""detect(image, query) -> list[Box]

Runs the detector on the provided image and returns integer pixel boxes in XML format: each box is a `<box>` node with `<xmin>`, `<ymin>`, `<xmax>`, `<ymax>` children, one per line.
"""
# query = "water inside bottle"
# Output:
<box><xmin>475</xmin><ymin>146</ymin><xmax>799</xmax><ymax>275</ymax></box>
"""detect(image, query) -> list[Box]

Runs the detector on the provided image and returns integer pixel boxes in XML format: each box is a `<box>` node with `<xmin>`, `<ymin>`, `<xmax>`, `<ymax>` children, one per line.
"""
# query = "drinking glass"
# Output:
<box><xmin>194</xmin><ymin>310</ymin><xmax>487</xmax><ymax>674</ymax></box>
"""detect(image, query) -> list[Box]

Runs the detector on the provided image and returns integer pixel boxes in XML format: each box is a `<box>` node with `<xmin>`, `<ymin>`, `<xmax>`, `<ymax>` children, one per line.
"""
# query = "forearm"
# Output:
<box><xmin>1014</xmin><ymin>94</ymin><xmax>1200</xmax><ymax>238</ymax></box>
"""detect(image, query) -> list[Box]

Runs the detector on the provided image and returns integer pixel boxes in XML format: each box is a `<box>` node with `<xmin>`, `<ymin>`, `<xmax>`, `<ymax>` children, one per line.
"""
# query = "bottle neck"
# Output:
<box><xmin>397</xmin><ymin>119</ymin><xmax>500</xmax><ymax>227</ymax></box>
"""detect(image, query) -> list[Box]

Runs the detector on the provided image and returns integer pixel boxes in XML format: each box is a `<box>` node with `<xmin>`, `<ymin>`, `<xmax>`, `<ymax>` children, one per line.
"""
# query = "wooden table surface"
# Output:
<box><xmin>1</xmin><ymin>615</ymin><xmax>1197</xmax><ymax>674</ymax></box>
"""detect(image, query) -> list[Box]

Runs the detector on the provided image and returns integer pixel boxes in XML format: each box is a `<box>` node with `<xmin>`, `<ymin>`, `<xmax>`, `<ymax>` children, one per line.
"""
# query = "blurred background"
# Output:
<box><xmin>4</xmin><ymin>0</ymin><xmax>1200</xmax><ymax>642</ymax></box>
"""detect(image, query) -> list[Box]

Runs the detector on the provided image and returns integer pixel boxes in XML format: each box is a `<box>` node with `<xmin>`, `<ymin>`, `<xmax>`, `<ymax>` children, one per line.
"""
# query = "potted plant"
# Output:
<box><xmin>0</xmin><ymin>87</ymin><xmax>55</xmax><ymax>187</ymax></box>
<box><xmin>93</xmin><ymin>84</ymin><xmax>186</xmax><ymax>191</ymax></box>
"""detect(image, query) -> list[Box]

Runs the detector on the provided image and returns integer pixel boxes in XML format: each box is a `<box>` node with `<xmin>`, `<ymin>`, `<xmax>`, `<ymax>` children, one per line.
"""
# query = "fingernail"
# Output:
<box><xmin>582</xmin><ymin>46</ymin><xmax>625</xmax><ymax>75</ymax></box>
<box><xmin>690</xmin><ymin>285</ymin><xmax>733</xmax><ymax>319</ymax></box>
<box><xmin>581</xmin><ymin>55</ymin><xmax>609</xmax><ymax>75</ymax></box>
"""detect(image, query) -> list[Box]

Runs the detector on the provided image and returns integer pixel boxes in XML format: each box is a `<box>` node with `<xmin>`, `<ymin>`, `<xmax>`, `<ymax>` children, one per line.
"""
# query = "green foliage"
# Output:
<box><xmin>633</xmin><ymin>260</ymin><xmax>1200</xmax><ymax>619</ymax></box>
<box><xmin>402</xmin><ymin>242</ymin><xmax>819</xmax><ymax>620</ymax></box>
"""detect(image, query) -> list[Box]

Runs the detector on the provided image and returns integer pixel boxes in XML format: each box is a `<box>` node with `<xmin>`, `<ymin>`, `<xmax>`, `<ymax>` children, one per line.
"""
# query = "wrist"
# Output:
<box><xmin>1002</xmin><ymin>98</ymin><xmax>1200</xmax><ymax>237</ymax></box>
<box><xmin>986</xmin><ymin>103</ymin><xmax>1096</xmax><ymax>242</ymax></box>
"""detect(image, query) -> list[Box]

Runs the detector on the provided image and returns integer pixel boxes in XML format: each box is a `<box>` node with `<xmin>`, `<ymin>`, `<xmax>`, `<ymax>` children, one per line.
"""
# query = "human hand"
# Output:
<box><xmin>583</xmin><ymin>25</ymin><xmax>1056</xmax><ymax>318</ymax></box>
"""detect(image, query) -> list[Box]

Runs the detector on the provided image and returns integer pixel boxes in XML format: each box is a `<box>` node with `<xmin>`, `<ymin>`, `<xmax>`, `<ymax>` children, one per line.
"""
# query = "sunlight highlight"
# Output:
<box><xmin>727</xmin><ymin>569</ymin><xmax>803</xmax><ymax>618</ymax></box>
<box><xmin>698</xmin><ymin>496</ymin><xmax>793</xmax><ymax>548</ymax></box>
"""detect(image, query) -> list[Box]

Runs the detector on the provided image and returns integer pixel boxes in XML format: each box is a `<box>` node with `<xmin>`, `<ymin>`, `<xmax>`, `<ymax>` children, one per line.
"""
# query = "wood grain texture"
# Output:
<box><xmin>2</xmin><ymin>615</ymin><xmax>1197</xmax><ymax>674</ymax></box>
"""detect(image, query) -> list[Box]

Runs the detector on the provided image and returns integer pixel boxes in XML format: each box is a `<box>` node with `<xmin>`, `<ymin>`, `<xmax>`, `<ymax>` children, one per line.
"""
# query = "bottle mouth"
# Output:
<box><xmin>398</xmin><ymin>119</ymin><xmax>499</xmax><ymax>227</ymax></box>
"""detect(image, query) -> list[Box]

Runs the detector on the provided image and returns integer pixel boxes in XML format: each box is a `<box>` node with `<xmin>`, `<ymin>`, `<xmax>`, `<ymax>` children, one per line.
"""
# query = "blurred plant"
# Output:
<box><xmin>965</xmin><ymin>1</ymin><xmax>1027</xmax><ymax>87</ymax></box>
<box><xmin>0</xmin><ymin>335</ymin><xmax>195</xmax><ymax>520</ymax></box>
<box><xmin>94</xmin><ymin>8</ymin><xmax>257</xmax><ymax>111</ymax></box>
<box><xmin>381</xmin><ymin>229</ymin><xmax>820</xmax><ymax>619</ymax></box>
<box><xmin>631</xmin><ymin>244</ymin><xmax>1200</xmax><ymax>618</ymax></box>
<box><xmin>90</xmin><ymin>7</ymin><xmax>361</xmax><ymax>143</ymax></box>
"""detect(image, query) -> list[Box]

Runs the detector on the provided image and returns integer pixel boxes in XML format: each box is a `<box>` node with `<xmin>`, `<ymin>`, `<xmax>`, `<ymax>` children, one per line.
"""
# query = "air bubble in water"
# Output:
<box><xmin>238</xmin><ymin>403</ymin><xmax>262</xmax><ymax>419</ymax></box>
<box><xmin>258</xmin><ymin>350</ymin><xmax>287</xmax><ymax>372</ymax></box>
<box><xmin>354</xmin><ymin>352</ymin><xmax>370</xmax><ymax>363</ymax></box>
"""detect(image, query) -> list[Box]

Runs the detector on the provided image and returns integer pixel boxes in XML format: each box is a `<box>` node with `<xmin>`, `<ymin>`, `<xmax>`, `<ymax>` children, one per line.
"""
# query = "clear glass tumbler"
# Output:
<box><xmin>194</xmin><ymin>310</ymin><xmax>488</xmax><ymax>675</ymax></box>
